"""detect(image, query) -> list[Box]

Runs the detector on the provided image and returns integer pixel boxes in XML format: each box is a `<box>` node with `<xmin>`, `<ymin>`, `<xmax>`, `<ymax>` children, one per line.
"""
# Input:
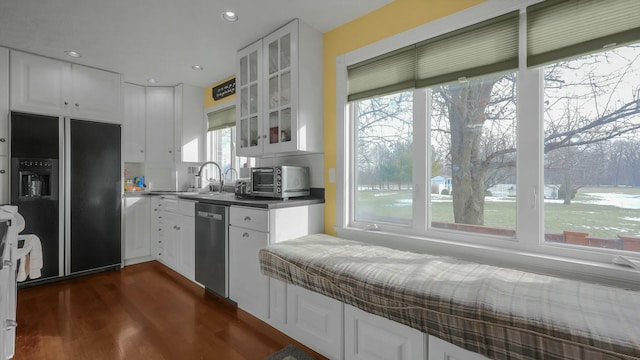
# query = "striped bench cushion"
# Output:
<box><xmin>259</xmin><ymin>233</ymin><xmax>640</xmax><ymax>360</ymax></box>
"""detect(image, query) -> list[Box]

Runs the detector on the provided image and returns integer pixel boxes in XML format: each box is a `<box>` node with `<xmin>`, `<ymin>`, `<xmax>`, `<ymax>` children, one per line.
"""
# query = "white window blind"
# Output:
<box><xmin>527</xmin><ymin>0</ymin><xmax>640</xmax><ymax>66</ymax></box>
<box><xmin>207</xmin><ymin>106</ymin><xmax>235</xmax><ymax>131</ymax></box>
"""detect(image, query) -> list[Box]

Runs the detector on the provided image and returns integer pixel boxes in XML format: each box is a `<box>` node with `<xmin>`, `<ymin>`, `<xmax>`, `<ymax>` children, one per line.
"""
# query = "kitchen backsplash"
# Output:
<box><xmin>125</xmin><ymin>152</ymin><xmax>324</xmax><ymax>192</ymax></box>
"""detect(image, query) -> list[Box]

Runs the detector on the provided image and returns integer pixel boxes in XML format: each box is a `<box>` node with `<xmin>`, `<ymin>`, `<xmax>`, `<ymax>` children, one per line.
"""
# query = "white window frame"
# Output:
<box><xmin>205</xmin><ymin>103</ymin><xmax>255</xmax><ymax>180</ymax></box>
<box><xmin>335</xmin><ymin>0</ymin><xmax>640</xmax><ymax>288</ymax></box>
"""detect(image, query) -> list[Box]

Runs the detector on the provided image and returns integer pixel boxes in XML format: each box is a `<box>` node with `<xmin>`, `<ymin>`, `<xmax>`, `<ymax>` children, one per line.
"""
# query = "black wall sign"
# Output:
<box><xmin>212</xmin><ymin>78</ymin><xmax>236</xmax><ymax>101</ymax></box>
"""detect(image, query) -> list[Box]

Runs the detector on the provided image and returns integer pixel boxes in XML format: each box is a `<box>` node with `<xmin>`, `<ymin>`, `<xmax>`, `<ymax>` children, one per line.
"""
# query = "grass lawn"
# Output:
<box><xmin>355</xmin><ymin>186</ymin><xmax>640</xmax><ymax>238</ymax></box>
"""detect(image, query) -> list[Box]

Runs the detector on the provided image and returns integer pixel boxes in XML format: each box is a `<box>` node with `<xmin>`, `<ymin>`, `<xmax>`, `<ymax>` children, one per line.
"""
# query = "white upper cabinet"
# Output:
<box><xmin>123</xmin><ymin>83</ymin><xmax>146</xmax><ymax>162</ymax></box>
<box><xmin>0</xmin><ymin>48</ymin><xmax>9</xmax><ymax>205</ymax></box>
<box><xmin>0</xmin><ymin>47</ymin><xmax>9</xmax><ymax>156</ymax></box>
<box><xmin>237</xmin><ymin>19</ymin><xmax>323</xmax><ymax>157</ymax></box>
<box><xmin>10</xmin><ymin>51</ymin><xmax>122</xmax><ymax>123</ymax></box>
<box><xmin>70</xmin><ymin>64</ymin><xmax>122</xmax><ymax>123</ymax></box>
<box><xmin>145</xmin><ymin>87</ymin><xmax>175</xmax><ymax>163</ymax></box>
<box><xmin>236</xmin><ymin>40</ymin><xmax>264</xmax><ymax>157</ymax></box>
<box><xmin>10</xmin><ymin>51</ymin><xmax>70</xmax><ymax>115</ymax></box>
<box><xmin>174</xmin><ymin>84</ymin><xmax>204</xmax><ymax>163</ymax></box>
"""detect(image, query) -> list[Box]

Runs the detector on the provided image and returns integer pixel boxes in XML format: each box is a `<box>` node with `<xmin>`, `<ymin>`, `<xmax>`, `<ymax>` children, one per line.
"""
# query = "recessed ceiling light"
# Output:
<box><xmin>147</xmin><ymin>78</ymin><xmax>157</xmax><ymax>84</ymax></box>
<box><xmin>64</xmin><ymin>50</ymin><xmax>82</xmax><ymax>58</ymax></box>
<box><xmin>192</xmin><ymin>65</ymin><xmax>204</xmax><ymax>71</ymax></box>
<box><xmin>221</xmin><ymin>11</ymin><xmax>238</xmax><ymax>22</ymax></box>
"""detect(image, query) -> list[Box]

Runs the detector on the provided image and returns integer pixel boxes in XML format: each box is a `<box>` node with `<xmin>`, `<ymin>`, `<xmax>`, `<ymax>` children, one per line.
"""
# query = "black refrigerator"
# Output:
<box><xmin>11</xmin><ymin>112</ymin><xmax>121</xmax><ymax>284</ymax></box>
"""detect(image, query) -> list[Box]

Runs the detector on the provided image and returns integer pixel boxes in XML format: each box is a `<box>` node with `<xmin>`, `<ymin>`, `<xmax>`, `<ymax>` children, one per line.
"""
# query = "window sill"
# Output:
<box><xmin>334</xmin><ymin>226</ymin><xmax>640</xmax><ymax>290</ymax></box>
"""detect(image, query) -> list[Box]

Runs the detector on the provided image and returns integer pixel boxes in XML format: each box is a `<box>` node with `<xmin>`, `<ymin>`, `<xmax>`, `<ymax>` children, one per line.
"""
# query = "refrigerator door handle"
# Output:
<box><xmin>63</xmin><ymin>117</ymin><xmax>71</xmax><ymax>276</ymax></box>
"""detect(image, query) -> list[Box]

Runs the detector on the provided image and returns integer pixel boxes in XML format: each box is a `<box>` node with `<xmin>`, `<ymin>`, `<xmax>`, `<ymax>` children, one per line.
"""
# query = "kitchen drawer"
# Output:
<box><xmin>229</xmin><ymin>206</ymin><xmax>268</xmax><ymax>232</ymax></box>
<box><xmin>178</xmin><ymin>200</ymin><xmax>195</xmax><ymax>217</ymax></box>
<box><xmin>157</xmin><ymin>197</ymin><xmax>195</xmax><ymax>217</ymax></box>
<box><xmin>158</xmin><ymin>197</ymin><xmax>179</xmax><ymax>212</ymax></box>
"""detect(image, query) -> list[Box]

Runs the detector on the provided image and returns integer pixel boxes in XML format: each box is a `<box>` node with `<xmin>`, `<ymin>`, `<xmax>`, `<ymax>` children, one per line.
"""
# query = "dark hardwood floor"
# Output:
<box><xmin>14</xmin><ymin>261</ymin><xmax>326</xmax><ymax>360</ymax></box>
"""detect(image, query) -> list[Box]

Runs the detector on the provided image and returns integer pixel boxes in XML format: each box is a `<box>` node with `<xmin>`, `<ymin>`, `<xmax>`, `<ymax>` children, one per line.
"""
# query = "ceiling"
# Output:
<box><xmin>0</xmin><ymin>0</ymin><xmax>392</xmax><ymax>88</ymax></box>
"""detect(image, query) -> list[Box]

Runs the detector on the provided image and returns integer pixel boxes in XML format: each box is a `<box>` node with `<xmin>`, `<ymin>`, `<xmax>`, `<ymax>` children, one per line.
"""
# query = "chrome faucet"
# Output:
<box><xmin>224</xmin><ymin>167</ymin><xmax>238</xmax><ymax>181</ymax></box>
<box><xmin>197</xmin><ymin>161</ymin><xmax>224</xmax><ymax>193</ymax></box>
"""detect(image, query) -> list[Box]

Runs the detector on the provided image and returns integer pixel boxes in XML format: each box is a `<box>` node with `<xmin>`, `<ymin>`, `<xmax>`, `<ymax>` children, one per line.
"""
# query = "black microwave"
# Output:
<box><xmin>250</xmin><ymin>166</ymin><xmax>310</xmax><ymax>199</ymax></box>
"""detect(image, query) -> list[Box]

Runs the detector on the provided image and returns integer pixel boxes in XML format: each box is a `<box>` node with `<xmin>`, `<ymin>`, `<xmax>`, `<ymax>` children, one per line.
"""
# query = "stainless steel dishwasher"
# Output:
<box><xmin>195</xmin><ymin>202</ymin><xmax>229</xmax><ymax>298</ymax></box>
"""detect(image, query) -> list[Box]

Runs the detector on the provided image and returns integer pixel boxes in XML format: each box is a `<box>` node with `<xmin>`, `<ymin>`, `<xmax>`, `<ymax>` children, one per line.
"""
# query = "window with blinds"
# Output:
<box><xmin>207</xmin><ymin>106</ymin><xmax>236</xmax><ymax>131</ymax></box>
<box><xmin>346</xmin><ymin>11</ymin><xmax>518</xmax><ymax>101</ymax></box>
<box><xmin>527</xmin><ymin>0</ymin><xmax>640</xmax><ymax>66</ymax></box>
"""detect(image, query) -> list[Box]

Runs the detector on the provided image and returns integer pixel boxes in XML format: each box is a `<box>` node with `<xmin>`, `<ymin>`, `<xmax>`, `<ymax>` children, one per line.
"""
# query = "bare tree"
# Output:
<box><xmin>431</xmin><ymin>45</ymin><xmax>640</xmax><ymax>224</ymax></box>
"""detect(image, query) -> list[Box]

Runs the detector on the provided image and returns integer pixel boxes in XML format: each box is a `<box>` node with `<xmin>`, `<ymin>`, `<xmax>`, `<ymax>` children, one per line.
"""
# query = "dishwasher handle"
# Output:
<box><xmin>197</xmin><ymin>211</ymin><xmax>223</xmax><ymax>220</ymax></box>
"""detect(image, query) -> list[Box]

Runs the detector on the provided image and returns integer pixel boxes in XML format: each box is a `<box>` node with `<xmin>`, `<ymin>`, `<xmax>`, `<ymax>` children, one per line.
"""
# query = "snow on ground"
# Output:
<box><xmin>576</xmin><ymin>193</ymin><xmax>640</xmax><ymax>209</ymax></box>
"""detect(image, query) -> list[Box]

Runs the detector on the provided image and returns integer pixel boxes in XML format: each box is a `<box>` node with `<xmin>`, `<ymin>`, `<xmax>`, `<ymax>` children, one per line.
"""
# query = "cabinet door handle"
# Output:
<box><xmin>64</xmin><ymin>101</ymin><xmax>69</xmax><ymax>106</ymax></box>
<box><xmin>5</xmin><ymin>320</ymin><xmax>18</xmax><ymax>330</ymax></box>
<box><xmin>0</xmin><ymin>138</ymin><xmax>5</xmax><ymax>142</ymax></box>
<box><xmin>158</xmin><ymin>216</ymin><xmax>162</xmax><ymax>219</ymax></box>
<box><xmin>140</xmin><ymin>149</ymin><xmax>144</xmax><ymax>153</ymax></box>
<box><xmin>242</xmin><ymin>232</ymin><xmax>250</xmax><ymax>238</ymax></box>
<box><xmin>0</xmin><ymin>170</ymin><xmax>5</xmax><ymax>174</ymax></box>
<box><xmin>154</xmin><ymin>208</ymin><xmax>158</xmax><ymax>211</ymax></box>
<box><xmin>168</xmin><ymin>150</ymin><xmax>172</xmax><ymax>154</ymax></box>
<box><xmin>175</xmin><ymin>226</ymin><xmax>181</xmax><ymax>230</ymax></box>
<box><xmin>244</xmin><ymin>216</ymin><xmax>251</xmax><ymax>221</ymax></box>
<box><xmin>75</xmin><ymin>103</ymin><xmax>79</xmax><ymax>107</ymax></box>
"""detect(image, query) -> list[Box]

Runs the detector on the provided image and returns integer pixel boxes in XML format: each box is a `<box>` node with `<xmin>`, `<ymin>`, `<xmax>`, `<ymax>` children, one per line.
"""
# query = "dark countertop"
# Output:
<box><xmin>125</xmin><ymin>191</ymin><xmax>324</xmax><ymax>209</ymax></box>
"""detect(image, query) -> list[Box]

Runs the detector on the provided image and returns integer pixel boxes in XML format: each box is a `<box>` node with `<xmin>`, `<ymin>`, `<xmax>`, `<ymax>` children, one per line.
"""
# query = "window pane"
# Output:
<box><xmin>543</xmin><ymin>44</ymin><xmax>640</xmax><ymax>253</ymax></box>
<box><xmin>429</xmin><ymin>71</ymin><xmax>517</xmax><ymax>237</ymax></box>
<box><xmin>207</xmin><ymin>126</ymin><xmax>256</xmax><ymax>182</ymax></box>
<box><xmin>354</xmin><ymin>91</ymin><xmax>413</xmax><ymax>226</ymax></box>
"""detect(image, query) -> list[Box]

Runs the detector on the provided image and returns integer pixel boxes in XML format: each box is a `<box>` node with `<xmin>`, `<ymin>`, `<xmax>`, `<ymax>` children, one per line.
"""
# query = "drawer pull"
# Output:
<box><xmin>0</xmin><ymin>170</ymin><xmax>5</xmax><ymax>174</ymax></box>
<box><xmin>242</xmin><ymin>232</ymin><xmax>250</xmax><ymax>238</ymax></box>
<box><xmin>244</xmin><ymin>216</ymin><xmax>251</xmax><ymax>221</ymax></box>
<box><xmin>0</xmin><ymin>138</ymin><xmax>5</xmax><ymax>142</ymax></box>
<box><xmin>5</xmin><ymin>320</ymin><xmax>17</xmax><ymax>330</ymax></box>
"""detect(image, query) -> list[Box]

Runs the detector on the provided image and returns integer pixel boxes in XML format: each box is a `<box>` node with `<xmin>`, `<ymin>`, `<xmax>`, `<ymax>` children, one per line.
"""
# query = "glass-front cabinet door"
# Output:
<box><xmin>236</xmin><ymin>40</ymin><xmax>263</xmax><ymax>157</ymax></box>
<box><xmin>263</xmin><ymin>22</ymin><xmax>298</xmax><ymax>154</ymax></box>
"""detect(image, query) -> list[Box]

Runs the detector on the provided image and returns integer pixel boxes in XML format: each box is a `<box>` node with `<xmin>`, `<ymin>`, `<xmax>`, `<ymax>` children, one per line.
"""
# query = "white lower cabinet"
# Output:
<box><xmin>345</xmin><ymin>304</ymin><xmax>426</xmax><ymax>360</ymax></box>
<box><xmin>155</xmin><ymin>197</ymin><xmax>196</xmax><ymax>281</ymax></box>
<box><xmin>0</xmin><ymin>157</ymin><xmax>8</xmax><ymax>205</ymax></box>
<box><xmin>229</xmin><ymin>204</ymin><xmax>324</xmax><ymax>322</ymax></box>
<box><xmin>428</xmin><ymin>336</ymin><xmax>489</xmax><ymax>360</ymax></box>
<box><xmin>124</xmin><ymin>196</ymin><xmax>151</xmax><ymax>262</ymax></box>
<box><xmin>286</xmin><ymin>284</ymin><xmax>344</xmax><ymax>360</ymax></box>
<box><xmin>229</xmin><ymin>214</ymin><xmax>270</xmax><ymax>321</ymax></box>
<box><xmin>1</xmin><ymin>227</ymin><xmax>17</xmax><ymax>360</ymax></box>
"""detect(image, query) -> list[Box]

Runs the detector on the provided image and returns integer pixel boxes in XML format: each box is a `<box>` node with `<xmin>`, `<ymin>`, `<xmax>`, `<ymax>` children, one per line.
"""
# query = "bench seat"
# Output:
<box><xmin>259</xmin><ymin>233</ymin><xmax>640</xmax><ymax>360</ymax></box>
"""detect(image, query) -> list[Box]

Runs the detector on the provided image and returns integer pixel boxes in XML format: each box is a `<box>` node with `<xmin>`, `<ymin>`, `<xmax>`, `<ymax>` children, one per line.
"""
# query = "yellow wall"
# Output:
<box><xmin>204</xmin><ymin>75</ymin><xmax>236</xmax><ymax>108</ymax></box>
<box><xmin>322</xmin><ymin>0</ymin><xmax>485</xmax><ymax>234</ymax></box>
